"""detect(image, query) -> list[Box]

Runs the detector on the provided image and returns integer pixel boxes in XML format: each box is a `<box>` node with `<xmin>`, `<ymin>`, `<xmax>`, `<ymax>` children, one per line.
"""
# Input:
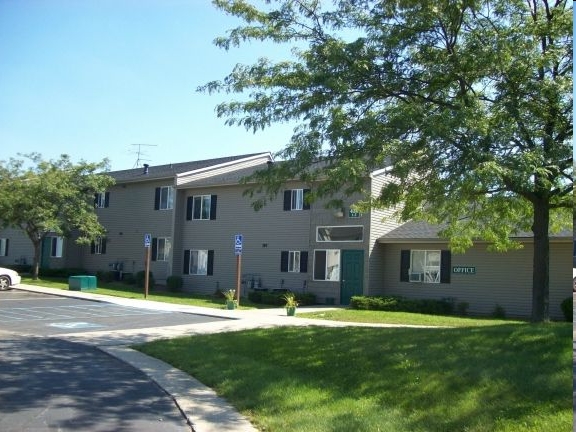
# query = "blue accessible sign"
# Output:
<box><xmin>234</xmin><ymin>234</ymin><xmax>243</xmax><ymax>256</ymax></box>
<box><xmin>144</xmin><ymin>233</ymin><xmax>152</xmax><ymax>248</ymax></box>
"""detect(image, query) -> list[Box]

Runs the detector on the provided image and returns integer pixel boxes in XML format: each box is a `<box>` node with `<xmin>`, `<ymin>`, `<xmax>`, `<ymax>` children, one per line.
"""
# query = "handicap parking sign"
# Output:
<box><xmin>234</xmin><ymin>234</ymin><xmax>243</xmax><ymax>255</ymax></box>
<box><xmin>144</xmin><ymin>233</ymin><xmax>152</xmax><ymax>248</ymax></box>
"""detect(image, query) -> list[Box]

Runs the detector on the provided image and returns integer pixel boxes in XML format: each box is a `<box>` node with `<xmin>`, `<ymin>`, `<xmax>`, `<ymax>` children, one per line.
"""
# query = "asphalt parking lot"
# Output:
<box><xmin>0</xmin><ymin>290</ymin><xmax>228</xmax><ymax>337</ymax></box>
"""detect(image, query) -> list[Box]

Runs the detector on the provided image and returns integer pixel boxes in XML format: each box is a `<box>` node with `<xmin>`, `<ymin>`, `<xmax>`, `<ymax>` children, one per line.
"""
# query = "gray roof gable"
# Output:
<box><xmin>378</xmin><ymin>220</ymin><xmax>571</xmax><ymax>242</ymax></box>
<box><xmin>108</xmin><ymin>153</ymin><xmax>266</xmax><ymax>183</ymax></box>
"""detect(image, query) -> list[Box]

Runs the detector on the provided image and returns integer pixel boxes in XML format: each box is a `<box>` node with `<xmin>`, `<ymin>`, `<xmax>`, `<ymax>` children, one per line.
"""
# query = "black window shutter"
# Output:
<box><xmin>207</xmin><ymin>250</ymin><xmax>214</xmax><ymax>276</ymax></box>
<box><xmin>314</xmin><ymin>251</ymin><xmax>326</xmax><ymax>280</ymax></box>
<box><xmin>90</xmin><ymin>241</ymin><xmax>95</xmax><ymax>254</ymax></box>
<box><xmin>51</xmin><ymin>238</ymin><xmax>57</xmax><ymax>257</ymax></box>
<box><xmin>303</xmin><ymin>189</ymin><xmax>311</xmax><ymax>210</ymax></box>
<box><xmin>186</xmin><ymin>197</ymin><xmax>193</xmax><ymax>220</ymax></box>
<box><xmin>440</xmin><ymin>250</ymin><xmax>451</xmax><ymax>284</ymax></box>
<box><xmin>283</xmin><ymin>190</ymin><xmax>291</xmax><ymax>211</ymax></box>
<box><xmin>210</xmin><ymin>195</ymin><xmax>217</xmax><ymax>220</ymax></box>
<box><xmin>400</xmin><ymin>250</ymin><xmax>410</xmax><ymax>282</ymax></box>
<box><xmin>93</xmin><ymin>194</ymin><xmax>98</xmax><ymax>207</ymax></box>
<box><xmin>280</xmin><ymin>251</ymin><xmax>289</xmax><ymax>272</ymax></box>
<box><xmin>104</xmin><ymin>192</ymin><xmax>110</xmax><ymax>208</ymax></box>
<box><xmin>5</xmin><ymin>239</ymin><xmax>8</xmax><ymax>256</ymax></box>
<box><xmin>151</xmin><ymin>238</ymin><xmax>158</xmax><ymax>262</ymax></box>
<box><xmin>183</xmin><ymin>250</ymin><xmax>190</xmax><ymax>274</ymax></box>
<box><xmin>154</xmin><ymin>187</ymin><xmax>161</xmax><ymax>210</ymax></box>
<box><xmin>300</xmin><ymin>251</ymin><xmax>308</xmax><ymax>273</ymax></box>
<box><xmin>101</xmin><ymin>238</ymin><xmax>107</xmax><ymax>254</ymax></box>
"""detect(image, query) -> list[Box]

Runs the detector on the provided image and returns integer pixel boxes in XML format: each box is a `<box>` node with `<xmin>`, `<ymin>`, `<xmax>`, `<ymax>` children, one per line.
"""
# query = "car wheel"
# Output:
<box><xmin>0</xmin><ymin>275</ymin><xmax>10</xmax><ymax>290</ymax></box>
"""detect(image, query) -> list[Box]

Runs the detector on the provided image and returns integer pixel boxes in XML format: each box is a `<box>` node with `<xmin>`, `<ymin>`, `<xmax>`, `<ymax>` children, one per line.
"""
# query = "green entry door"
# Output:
<box><xmin>41</xmin><ymin>237</ymin><xmax>51</xmax><ymax>268</ymax></box>
<box><xmin>340</xmin><ymin>250</ymin><xmax>364</xmax><ymax>305</ymax></box>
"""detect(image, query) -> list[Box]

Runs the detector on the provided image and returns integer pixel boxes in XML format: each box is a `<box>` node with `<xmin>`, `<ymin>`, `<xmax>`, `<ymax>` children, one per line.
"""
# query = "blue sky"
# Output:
<box><xmin>0</xmin><ymin>0</ymin><xmax>296</xmax><ymax>171</ymax></box>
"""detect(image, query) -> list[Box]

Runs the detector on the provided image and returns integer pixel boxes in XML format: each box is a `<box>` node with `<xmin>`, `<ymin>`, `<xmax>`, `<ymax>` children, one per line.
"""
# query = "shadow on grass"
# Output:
<box><xmin>137</xmin><ymin>323</ymin><xmax>572</xmax><ymax>432</ymax></box>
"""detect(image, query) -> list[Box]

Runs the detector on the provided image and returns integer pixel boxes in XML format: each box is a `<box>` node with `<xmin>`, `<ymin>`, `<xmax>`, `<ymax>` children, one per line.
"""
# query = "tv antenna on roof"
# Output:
<box><xmin>130</xmin><ymin>144</ymin><xmax>157</xmax><ymax>168</ymax></box>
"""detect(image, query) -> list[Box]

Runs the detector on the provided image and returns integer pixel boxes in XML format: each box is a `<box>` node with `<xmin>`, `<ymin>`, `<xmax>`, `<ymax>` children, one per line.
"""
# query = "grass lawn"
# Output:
<box><xmin>19</xmin><ymin>276</ymin><xmax>258</xmax><ymax>309</ymax></box>
<box><xmin>298</xmin><ymin>309</ymin><xmax>527</xmax><ymax>327</ymax></box>
<box><xmin>135</xmin><ymin>323</ymin><xmax>572</xmax><ymax>432</ymax></box>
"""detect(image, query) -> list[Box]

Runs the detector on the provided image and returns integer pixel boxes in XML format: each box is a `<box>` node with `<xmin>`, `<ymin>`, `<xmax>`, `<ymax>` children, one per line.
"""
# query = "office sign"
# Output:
<box><xmin>452</xmin><ymin>266</ymin><xmax>476</xmax><ymax>274</ymax></box>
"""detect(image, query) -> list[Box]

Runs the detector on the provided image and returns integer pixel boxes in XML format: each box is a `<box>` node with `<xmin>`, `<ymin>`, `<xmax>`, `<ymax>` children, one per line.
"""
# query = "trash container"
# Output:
<box><xmin>68</xmin><ymin>275</ymin><xmax>97</xmax><ymax>291</ymax></box>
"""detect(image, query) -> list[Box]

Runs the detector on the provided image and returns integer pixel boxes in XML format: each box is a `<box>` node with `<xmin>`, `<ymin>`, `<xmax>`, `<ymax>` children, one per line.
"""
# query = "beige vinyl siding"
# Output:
<box><xmin>368</xmin><ymin>173</ymin><xmax>403</xmax><ymax>296</ymax></box>
<box><xmin>80</xmin><ymin>179</ymin><xmax>175</xmax><ymax>281</ymax></box>
<box><xmin>307</xmin><ymin>190</ymin><xmax>369</xmax><ymax>304</ymax></box>
<box><xmin>0</xmin><ymin>228</ymin><xmax>33</xmax><ymax>267</ymax></box>
<box><xmin>178</xmin><ymin>182</ymin><xmax>311</xmax><ymax>295</ymax></box>
<box><xmin>379</xmin><ymin>241</ymin><xmax>571</xmax><ymax>320</ymax></box>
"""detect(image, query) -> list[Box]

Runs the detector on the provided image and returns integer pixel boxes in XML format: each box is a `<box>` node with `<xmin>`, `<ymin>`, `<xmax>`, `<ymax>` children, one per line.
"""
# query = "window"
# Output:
<box><xmin>317</xmin><ymin>226</ymin><xmax>364</xmax><ymax>242</ymax></box>
<box><xmin>186</xmin><ymin>195</ymin><xmax>217</xmax><ymax>220</ymax></box>
<box><xmin>400</xmin><ymin>249</ymin><xmax>451</xmax><ymax>284</ymax></box>
<box><xmin>313</xmin><ymin>250</ymin><xmax>340</xmax><ymax>281</ymax></box>
<box><xmin>50</xmin><ymin>236</ymin><xmax>64</xmax><ymax>258</ymax></box>
<box><xmin>154</xmin><ymin>186</ymin><xmax>174</xmax><ymax>210</ymax></box>
<box><xmin>152</xmin><ymin>237</ymin><xmax>171</xmax><ymax>262</ymax></box>
<box><xmin>90</xmin><ymin>237</ymin><xmax>107</xmax><ymax>255</ymax></box>
<box><xmin>183</xmin><ymin>249</ymin><xmax>214</xmax><ymax>275</ymax></box>
<box><xmin>0</xmin><ymin>238</ymin><xmax>8</xmax><ymax>257</ymax></box>
<box><xmin>94</xmin><ymin>192</ymin><xmax>110</xmax><ymax>208</ymax></box>
<box><xmin>283</xmin><ymin>189</ymin><xmax>311</xmax><ymax>211</ymax></box>
<box><xmin>280</xmin><ymin>251</ymin><xmax>308</xmax><ymax>273</ymax></box>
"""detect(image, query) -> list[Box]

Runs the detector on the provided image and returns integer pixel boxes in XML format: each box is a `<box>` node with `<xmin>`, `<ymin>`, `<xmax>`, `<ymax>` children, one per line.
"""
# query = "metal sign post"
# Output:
<box><xmin>234</xmin><ymin>234</ymin><xmax>242</xmax><ymax>306</ymax></box>
<box><xmin>144</xmin><ymin>234</ymin><xmax>151</xmax><ymax>299</ymax></box>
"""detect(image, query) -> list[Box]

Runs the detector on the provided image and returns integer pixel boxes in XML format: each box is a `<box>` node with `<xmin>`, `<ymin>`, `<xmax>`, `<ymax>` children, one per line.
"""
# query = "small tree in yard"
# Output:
<box><xmin>201</xmin><ymin>0</ymin><xmax>572</xmax><ymax>322</ymax></box>
<box><xmin>0</xmin><ymin>153</ymin><xmax>115</xmax><ymax>279</ymax></box>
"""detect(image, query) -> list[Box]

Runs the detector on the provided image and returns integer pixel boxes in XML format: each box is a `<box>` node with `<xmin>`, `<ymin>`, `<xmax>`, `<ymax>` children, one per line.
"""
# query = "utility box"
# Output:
<box><xmin>68</xmin><ymin>275</ymin><xmax>97</xmax><ymax>291</ymax></box>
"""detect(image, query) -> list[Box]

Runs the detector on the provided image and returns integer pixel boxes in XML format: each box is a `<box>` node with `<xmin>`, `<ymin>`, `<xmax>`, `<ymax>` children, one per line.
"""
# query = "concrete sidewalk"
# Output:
<box><xmin>10</xmin><ymin>284</ymin><xmax>432</xmax><ymax>432</ymax></box>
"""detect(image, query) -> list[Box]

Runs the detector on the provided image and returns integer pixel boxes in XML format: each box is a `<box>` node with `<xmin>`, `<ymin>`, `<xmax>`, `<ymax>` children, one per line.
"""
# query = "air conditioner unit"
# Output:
<box><xmin>409</xmin><ymin>271</ymin><xmax>423</xmax><ymax>282</ymax></box>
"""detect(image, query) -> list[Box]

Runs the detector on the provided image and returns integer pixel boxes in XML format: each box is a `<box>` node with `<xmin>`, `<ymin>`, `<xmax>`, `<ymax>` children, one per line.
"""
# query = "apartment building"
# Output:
<box><xmin>0</xmin><ymin>152</ymin><xmax>570</xmax><ymax>318</ymax></box>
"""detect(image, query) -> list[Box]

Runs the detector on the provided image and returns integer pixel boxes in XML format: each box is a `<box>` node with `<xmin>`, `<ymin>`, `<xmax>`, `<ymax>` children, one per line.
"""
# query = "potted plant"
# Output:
<box><xmin>223</xmin><ymin>289</ymin><xmax>237</xmax><ymax>310</ymax></box>
<box><xmin>283</xmin><ymin>292</ymin><xmax>299</xmax><ymax>316</ymax></box>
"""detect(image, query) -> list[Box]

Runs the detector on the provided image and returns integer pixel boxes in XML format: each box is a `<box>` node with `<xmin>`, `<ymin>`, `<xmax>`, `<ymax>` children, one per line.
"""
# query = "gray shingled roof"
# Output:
<box><xmin>107</xmin><ymin>153</ymin><xmax>266</xmax><ymax>183</ymax></box>
<box><xmin>379</xmin><ymin>220</ymin><xmax>571</xmax><ymax>242</ymax></box>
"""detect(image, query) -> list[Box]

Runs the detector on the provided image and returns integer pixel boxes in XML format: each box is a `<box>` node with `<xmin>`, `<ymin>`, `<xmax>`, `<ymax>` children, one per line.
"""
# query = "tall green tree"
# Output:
<box><xmin>201</xmin><ymin>0</ymin><xmax>573</xmax><ymax>321</ymax></box>
<box><xmin>0</xmin><ymin>154</ymin><xmax>115</xmax><ymax>279</ymax></box>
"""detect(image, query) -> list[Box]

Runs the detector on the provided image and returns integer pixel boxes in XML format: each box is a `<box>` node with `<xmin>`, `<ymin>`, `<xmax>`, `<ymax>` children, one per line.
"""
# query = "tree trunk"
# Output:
<box><xmin>531</xmin><ymin>199</ymin><xmax>550</xmax><ymax>322</ymax></box>
<box><xmin>32</xmin><ymin>239</ymin><xmax>41</xmax><ymax>280</ymax></box>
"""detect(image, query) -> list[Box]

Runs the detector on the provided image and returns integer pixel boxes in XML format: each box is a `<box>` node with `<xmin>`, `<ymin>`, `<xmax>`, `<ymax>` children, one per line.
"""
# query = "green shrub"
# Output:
<box><xmin>96</xmin><ymin>271</ymin><xmax>115</xmax><ymax>283</ymax></box>
<box><xmin>492</xmin><ymin>304</ymin><xmax>507</xmax><ymax>319</ymax></box>
<box><xmin>248</xmin><ymin>290</ymin><xmax>263</xmax><ymax>303</ymax></box>
<box><xmin>39</xmin><ymin>267</ymin><xmax>89</xmax><ymax>278</ymax></box>
<box><xmin>296</xmin><ymin>292</ymin><xmax>316</xmax><ymax>306</ymax></box>
<box><xmin>166</xmin><ymin>275</ymin><xmax>183</xmax><ymax>292</ymax></box>
<box><xmin>456</xmin><ymin>301</ymin><xmax>470</xmax><ymax>316</ymax></box>
<box><xmin>135</xmin><ymin>271</ymin><xmax>155</xmax><ymax>289</ymax></box>
<box><xmin>350</xmin><ymin>295</ymin><xmax>455</xmax><ymax>316</ymax></box>
<box><xmin>122</xmin><ymin>273</ymin><xmax>136</xmax><ymax>285</ymax></box>
<box><xmin>561</xmin><ymin>297</ymin><xmax>573</xmax><ymax>322</ymax></box>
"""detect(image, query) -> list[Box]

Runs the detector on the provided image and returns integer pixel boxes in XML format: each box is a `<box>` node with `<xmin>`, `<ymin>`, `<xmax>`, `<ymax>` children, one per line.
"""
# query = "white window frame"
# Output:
<box><xmin>159</xmin><ymin>186</ymin><xmax>174</xmax><ymax>210</ymax></box>
<box><xmin>0</xmin><ymin>238</ymin><xmax>7</xmax><ymax>257</ymax></box>
<box><xmin>288</xmin><ymin>251</ymin><xmax>300</xmax><ymax>273</ymax></box>
<box><xmin>409</xmin><ymin>250</ymin><xmax>441</xmax><ymax>284</ymax></box>
<box><xmin>94</xmin><ymin>237</ymin><xmax>104</xmax><ymax>255</ymax></box>
<box><xmin>50</xmin><ymin>236</ymin><xmax>64</xmax><ymax>258</ymax></box>
<box><xmin>313</xmin><ymin>249</ymin><xmax>341</xmax><ymax>282</ymax></box>
<box><xmin>156</xmin><ymin>237</ymin><xmax>171</xmax><ymax>262</ymax></box>
<box><xmin>291</xmin><ymin>189</ymin><xmax>304</xmax><ymax>210</ymax></box>
<box><xmin>193</xmin><ymin>195</ymin><xmax>211</xmax><ymax>220</ymax></box>
<box><xmin>316</xmin><ymin>226</ymin><xmax>364</xmax><ymax>242</ymax></box>
<box><xmin>188</xmin><ymin>250</ymin><xmax>208</xmax><ymax>275</ymax></box>
<box><xmin>95</xmin><ymin>193</ymin><xmax>106</xmax><ymax>208</ymax></box>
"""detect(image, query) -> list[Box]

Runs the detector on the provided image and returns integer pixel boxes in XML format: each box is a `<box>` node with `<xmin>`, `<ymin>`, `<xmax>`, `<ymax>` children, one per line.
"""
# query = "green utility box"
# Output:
<box><xmin>68</xmin><ymin>275</ymin><xmax>97</xmax><ymax>291</ymax></box>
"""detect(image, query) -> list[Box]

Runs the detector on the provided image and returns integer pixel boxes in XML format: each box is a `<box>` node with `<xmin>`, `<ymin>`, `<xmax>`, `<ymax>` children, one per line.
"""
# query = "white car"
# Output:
<box><xmin>0</xmin><ymin>267</ymin><xmax>21</xmax><ymax>290</ymax></box>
